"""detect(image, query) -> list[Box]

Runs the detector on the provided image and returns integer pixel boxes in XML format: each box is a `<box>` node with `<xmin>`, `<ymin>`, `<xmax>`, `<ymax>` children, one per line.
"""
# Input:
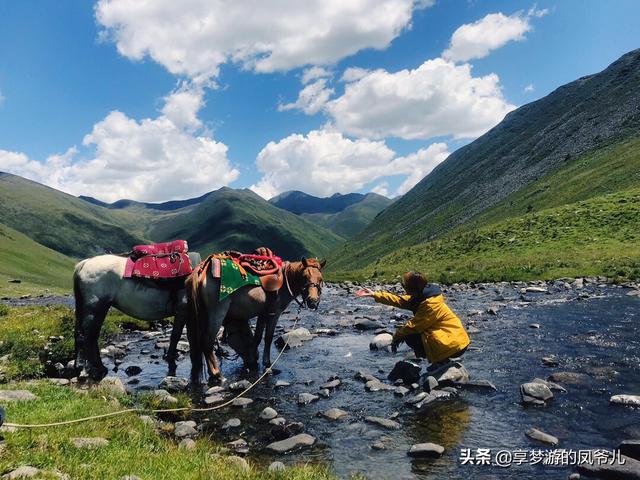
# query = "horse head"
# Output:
<box><xmin>299</xmin><ymin>257</ymin><xmax>326</xmax><ymax>309</ymax></box>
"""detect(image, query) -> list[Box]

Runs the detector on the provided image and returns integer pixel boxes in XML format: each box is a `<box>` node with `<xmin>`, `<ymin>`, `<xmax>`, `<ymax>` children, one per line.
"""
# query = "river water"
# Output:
<box><xmin>31</xmin><ymin>281</ymin><xmax>640</xmax><ymax>479</ymax></box>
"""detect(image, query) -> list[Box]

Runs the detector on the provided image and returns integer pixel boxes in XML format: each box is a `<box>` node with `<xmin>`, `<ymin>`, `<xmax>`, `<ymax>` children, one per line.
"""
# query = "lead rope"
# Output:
<box><xmin>3</xmin><ymin>306</ymin><xmax>303</xmax><ymax>429</ymax></box>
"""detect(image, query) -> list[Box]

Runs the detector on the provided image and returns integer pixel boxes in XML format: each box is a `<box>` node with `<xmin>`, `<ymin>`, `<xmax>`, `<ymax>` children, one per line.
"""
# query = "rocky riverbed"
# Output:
<box><xmin>4</xmin><ymin>278</ymin><xmax>640</xmax><ymax>479</ymax></box>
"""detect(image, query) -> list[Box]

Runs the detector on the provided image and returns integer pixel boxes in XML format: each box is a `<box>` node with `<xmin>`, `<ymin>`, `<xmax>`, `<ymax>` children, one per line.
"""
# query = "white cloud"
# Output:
<box><xmin>250</xmin><ymin>129</ymin><xmax>395</xmax><ymax>199</ymax></box>
<box><xmin>341</xmin><ymin>67</ymin><xmax>370</xmax><ymax>83</ymax></box>
<box><xmin>278</xmin><ymin>79</ymin><xmax>335</xmax><ymax>115</ymax></box>
<box><xmin>0</xmin><ymin>89</ymin><xmax>4</xmax><ymax>107</ymax></box>
<box><xmin>0</xmin><ymin>86</ymin><xmax>239</xmax><ymax>203</ymax></box>
<box><xmin>524</xmin><ymin>83</ymin><xmax>535</xmax><ymax>93</ymax></box>
<box><xmin>301</xmin><ymin>67</ymin><xmax>331</xmax><ymax>84</ymax></box>
<box><xmin>250</xmin><ymin>129</ymin><xmax>449</xmax><ymax>198</ymax></box>
<box><xmin>442</xmin><ymin>9</ymin><xmax>547</xmax><ymax>63</ymax></box>
<box><xmin>96</xmin><ymin>0</ymin><xmax>431</xmax><ymax>82</ymax></box>
<box><xmin>389</xmin><ymin>143</ymin><xmax>449</xmax><ymax>194</ymax></box>
<box><xmin>326</xmin><ymin>58</ymin><xmax>515</xmax><ymax>140</ymax></box>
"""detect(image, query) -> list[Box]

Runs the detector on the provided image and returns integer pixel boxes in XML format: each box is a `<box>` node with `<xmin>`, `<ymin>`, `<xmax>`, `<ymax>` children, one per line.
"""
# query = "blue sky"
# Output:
<box><xmin>0</xmin><ymin>0</ymin><xmax>639</xmax><ymax>202</ymax></box>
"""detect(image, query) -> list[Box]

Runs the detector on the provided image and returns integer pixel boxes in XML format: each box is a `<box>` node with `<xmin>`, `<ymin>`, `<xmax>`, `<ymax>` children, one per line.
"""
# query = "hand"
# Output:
<box><xmin>355</xmin><ymin>288</ymin><xmax>374</xmax><ymax>297</ymax></box>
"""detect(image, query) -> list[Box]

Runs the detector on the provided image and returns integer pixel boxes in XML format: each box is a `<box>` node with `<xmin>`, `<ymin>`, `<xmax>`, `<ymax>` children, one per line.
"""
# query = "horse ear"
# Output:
<box><xmin>320</xmin><ymin>259</ymin><xmax>327</xmax><ymax>269</ymax></box>
<box><xmin>301</xmin><ymin>257</ymin><xmax>308</xmax><ymax>267</ymax></box>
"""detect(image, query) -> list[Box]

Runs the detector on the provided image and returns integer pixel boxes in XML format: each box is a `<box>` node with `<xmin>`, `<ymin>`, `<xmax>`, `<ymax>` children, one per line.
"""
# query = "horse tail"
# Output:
<box><xmin>72</xmin><ymin>259</ymin><xmax>89</xmax><ymax>366</ymax></box>
<box><xmin>185</xmin><ymin>269</ymin><xmax>204</xmax><ymax>384</ymax></box>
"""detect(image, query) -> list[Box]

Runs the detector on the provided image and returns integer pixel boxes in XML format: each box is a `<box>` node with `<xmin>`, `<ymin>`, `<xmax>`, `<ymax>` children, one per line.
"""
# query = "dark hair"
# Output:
<box><xmin>401</xmin><ymin>271</ymin><xmax>428</xmax><ymax>296</ymax></box>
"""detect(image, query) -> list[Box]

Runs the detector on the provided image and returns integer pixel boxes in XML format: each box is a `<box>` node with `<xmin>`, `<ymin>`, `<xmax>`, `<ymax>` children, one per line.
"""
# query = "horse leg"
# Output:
<box><xmin>262</xmin><ymin>313</ymin><xmax>281</xmax><ymax>368</ymax></box>
<box><xmin>253</xmin><ymin>314</ymin><xmax>266</xmax><ymax>367</ymax></box>
<box><xmin>81</xmin><ymin>302</ymin><xmax>110</xmax><ymax>381</ymax></box>
<box><xmin>166</xmin><ymin>307</ymin><xmax>186</xmax><ymax>376</ymax></box>
<box><xmin>203</xmin><ymin>302</ymin><xmax>229</xmax><ymax>385</ymax></box>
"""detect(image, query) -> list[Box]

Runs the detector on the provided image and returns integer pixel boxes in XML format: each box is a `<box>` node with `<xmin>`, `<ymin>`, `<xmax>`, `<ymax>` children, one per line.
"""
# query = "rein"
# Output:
<box><xmin>283</xmin><ymin>262</ymin><xmax>323</xmax><ymax>309</ymax></box>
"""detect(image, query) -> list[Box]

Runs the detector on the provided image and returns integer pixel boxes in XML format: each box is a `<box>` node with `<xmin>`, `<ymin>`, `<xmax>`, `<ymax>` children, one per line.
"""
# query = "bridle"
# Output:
<box><xmin>284</xmin><ymin>262</ymin><xmax>324</xmax><ymax>309</ymax></box>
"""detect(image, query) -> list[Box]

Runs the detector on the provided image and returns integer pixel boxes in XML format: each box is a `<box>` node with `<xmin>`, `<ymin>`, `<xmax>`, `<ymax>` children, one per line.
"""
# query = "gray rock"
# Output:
<box><xmin>355</xmin><ymin>370</ymin><xmax>377</xmax><ymax>383</ymax></box>
<box><xmin>0</xmin><ymin>390</ymin><xmax>37</xmax><ymax>402</ymax></box>
<box><xmin>274</xmin><ymin>380</ymin><xmax>290</xmax><ymax>388</ymax></box>
<box><xmin>179</xmin><ymin>438</ymin><xmax>196</xmax><ymax>450</ymax></box>
<box><xmin>532</xmin><ymin>378</ymin><xmax>567</xmax><ymax>393</ymax></box>
<box><xmin>618</xmin><ymin>440</ymin><xmax>640</xmax><ymax>461</ymax></box>
<box><xmin>430</xmin><ymin>361</ymin><xmax>470</xmax><ymax>386</ymax></box>
<box><xmin>414</xmin><ymin>389</ymin><xmax>456</xmax><ymax>408</ymax></box>
<box><xmin>369</xmin><ymin>333</ymin><xmax>393</xmax><ymax>351</ymax></box>
<box><xmin>176</xmin><ymin>341</ymin><xmax>190</xmax><ymax>353</ymax></box>
<box><xmin>229</xmin><ymin>379</ymin><xmax>252</xmax><ymax>391</ymax></box>
<box><xmin>227</xmin><ymin>455</ymin><xmax>250</xmax><ymax>471</ymax></box>
<box><xmin>205</xmin><ymin>385</ymin><xmax>227</xmax><ymax>395</ymax></box>
<box><xmin>529</xmin><ymin>323</ymin><xmax>541</xmax><ymax>329</ymax></box>
<box><xmin>70</xmin><ymin>437</ymin><xmax>109</xmax><ymax>449</ymax></box>
<box><xmin>268</xmin><ymin>461</ymin><xmax>286</xmax><ymax>472</ymax></box>
<box><xmin>125</xmin><ymin>366</ymin><xmax>142</xmax><ymax>376</ymax></box>
<box><xmin>541</xmin><ymin>356</ymin><xmax>559</xmax><ymax>367</ymax></box>
<box><xmin>227</xmin><ymin>438</ymin><xmax>249</xmax><ymax>454</ymax></box>
<box><xmin>2</xmin><ymin>466</ymin><xmax>41</xmax><ymax>479</ymax></box>
<box><xmin>321</xmin><ymin>379</ymin><xmax>341</xmax><ymax>389</ymax></box>
<box><xmin>520</xmin><ymin>382</ymin><xmax>553</xmax><ymax>405</ymax></box>
<box><xmin>159</xmin><ymin>376</ymin><xmax>188</xmax><ymax>393</ymax></box>
<box><xmin>423</xmin><ymin>375</ymin><xmax>439</xmax><ymax>393</ymax></box>
<box><xmin>408</xmin><ymin>442</ymin><xmax>445</xmax><ymax>458</ymax></box>
<box><xmin>525</xmin><ymin>428</ymin><xmax>559</xmax><ymax>446</ymax></box>
<box><xmin>578</xmin><ymin>453</ymin><xmax>640</xmax><ymax>480</ymax></box>
<box><xmin>365</xmin><ymin>416</ymin><xmax>401</xmax><ymax>430</ymax></box>
<box><xmin>453</xmin><ymin>379</ymin><xmax>497</xmax><ymax>392</ymax></box>
<box><xmin>611</xmin><ymin>394</ymin><xmax>640</xmax><ymax>407</ymax></box>
<box><xmin>260</xmin><ymin>407</ymin><xmax>278</xmax><ymax>420</ymax></box>
<box><xmin>371</xmin><ymin>441</ymin><xmax>386</xmax><ymax>450</ymax></box>
<box><xmin>204</xmin><ymin>394</ymin><xmax>225</xmax><ymax>405</ymax></box>
<box><xmin>266</xmin><ymin>433</ymin><xmax>316</xmax><ymax>453</ymax></box>
<box><xmin>49</xmin><ymin>378</ymin><xmax>70</xmax><ymax>386</ymax></box>
<box><xmin>99</xmin><ymin>376</ymin><xmax>127</xmax><ymax>395</ymax></box>
<box><xmin>222</xmin><ymin>418</ymin><xmax>241</xmax><ymax>430</ymax></box>
<box><xmin>321</xmin><ymin>408</ymin><xmax>347</xmax><ymax>421</ymax></box>
<box><xmin>388</xmin><ymin>360</ymin><xmax>422</xmax><ymax>385</ymax></box>
<box><xmin>354</xmin><ymin>319</ymin><xmax>383</xmax><ymax>330</ymax></box>
<box><xmin>394</xmin><ymin>386</ymin><xmax>410</xmax><ymax>397</ymax></box>
<box><xmin>365</xmin><ymin>379</ymin><xmax>395</xmax><ymax>392</ymax></box>
<box><xmin>274</xmin><ymin>328</ymin><xmax>314</xmax><ymax>349</ymax></box>
<box><xmin>153</xmin><ymin>389</ymin><xmax>178</xmax><ymax>404</ymax></box>
<box><xmin>318</xmin><ymin>388</ymin><xmax>331</xmax><ymax>398</ymax></box>
<box><xmin>232</xmin><ymin>397</ymin><xmax>253</xmax><ymax>408</ymax></box>
<box><xmin>269</xmin><ymin>417</ymin><xmax>286</xmax><ymax>426</ymax></box>
<box><xmin>548</xmin><ymin>371</ymin><xmax>590</xmax><ymax>384</ymax></box>
<box><xmin>298</xmin><ymin>393</ymin><xmax>319</xmax><ymax>405</ymax></box>
<box><xmin>174</xmin><ymin>421</ymin><xmax>197</xmax><ymax>438</ymax></box>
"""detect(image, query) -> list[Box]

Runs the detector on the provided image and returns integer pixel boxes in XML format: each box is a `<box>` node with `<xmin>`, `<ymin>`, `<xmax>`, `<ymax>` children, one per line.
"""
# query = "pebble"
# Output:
<box><xmin>407</xmin><ymin>442</ymin><xmax>445</xmax><ymax>458</ymax></box>
<box><xmin>318</xmin><ymin>388</ymin><xmax>331</xmax><ymax>398</ymax></box>
<box><xmin>298</xmin><ymin>393</ymin><xmax>319</xmax><ymax>405</ymax></box>
<box><xmin>226</xmin><ymin>455</ymin><xmax>250</xmax><ymax>471</ymax></box>
<box><xmin>321</xmin><ymin>379</ymin><xmax>341</xmax><ymax>389</ymax></box>
<box><xmin>369</xmin><ymin>333</ymin><xmax>393</xmax><ymax>351</ymax></box>
<box><xmin>205</xmin><ymin>385</ymin><xmax>227</xmax><ymax>395</ymax></box>
<box><xmin>229</xmin><ymin>380</ymin><xmax>252</xmax><ymax>391</ymax></box>
<box><xmin>354</xmin><ymin>319</ymin><xmax>383</xmax><ymax>330</ymax></box>
<box><xmin>222</xmin><ymin>418</ymin><xmax>241</xmax><ymax>430</ymax></box>
<box><xmin>204</xmin><ymin>394</ymin><xmax>225</xmax><ymax>405</ymax></box>
<box><xmin>0</xmin><ymin>390</ymin><xmax>38</xmax><ymax>402</ymax></box>
<box><xmin>174</xmin><ymin>421</ymin><xmax>197</xmax><ymax>438</ymax></box>
<box><xmin>365</xmin><ymin>379</ymin><xmax>395</xmax><ymax>392</ymax></box>
<box><xmin>274</xmin><ymin>380</ymin><xmax>290</xmax><ymax>388</ymax></box>
<box><xmin>321</xmin><ymin>408</ymin><xmax>348</xmax><ymax>421</ymax></box>
<box><xmin>260</xmin><ymin>407</ymin><xmax>278</xmax><ymax>420</ymax></box>
<box><xmin>70</xmin><ymin>437</ymin><xmax>110</xmax><ymax>449</ymax></box>
<box><xmin>355</xmin><ymin>370</ymin><xmax>378</xmax><ymax>382</ymax></box>
<box><xmin>268</xmin><ymin>461</ymin><xmax>286</xmax><ymax>472</ymax></box>
<box><xmin>153</xmin><ymin>389</ymin><xmax>178</xmax><ymax>404</ymax></box>
<box><xmin>125</xmin><ymin>366</ymin><xmax>142</xmax><ymax>376</ymax></box>
<box><xmin>227</xmin><ymin>438</ymin><xmax>249</xmax><ymax>454</ymax></box>
<box><xmin>49</xmin><ymin>378</ymin><xmax>70</xmax><ymax>386</ymax></box>
<box><xmin>520</xmin><ymin>382</ymin><xmax>554</xmax><ymax>405</ymax></box>
<box><xmin>274</xmin><ymin>328</ymin><xmax>314</xmax><ymax>349</ymax></box>
<box><xmin>232</xmin><ymin>397</ymin><xmax>254</xmax><ymax>408</ymax></box>
<box><xmin>2</xmin><ymin>466</ymin><xmax>41</xmax><ymax>479</ymax></box>
<box><xmin>525</xmin><ymin>428</ymin><xmax>559</xmax><ymax>446</ymax></box>
<box><xmin>610</xmin><ymin>394</ymin><xmax>640</xmax><ymax>407</ymax></box>
<box><xmin>269</xmin><ymin>417</ymin><xmax>286</xmax><ymax>426</ymax></box>
<box><xmin>364</xmin><ymin>416</ymin><xmax>401</xmax><ymax>430</ymax></box>
<box><xmin>548</xmin><ymin>371</ymin><xmax>590</xmax><ymax>384</ymax></box>
<box><xmin>179</xmin><ymin>438</ymin><xmax>196</xmax><ymax>450</ymax></box>
<box><xmin>159</xmin><ymin>376</ymin><xmax>188</xmax><ymax>393</ymax></box>
<box><xmin>388</xmin><ymin>360</ymin><xmax>422</xmax><ymax>385</ymax></box>
<box><xmin>371</xmin><ymin>442</ymin><xmax>386</xmax><ymax>450</ymax></box>
<box><xmin>266</xmin><ymin>433</ymin><xmax>316</xmax><ymax>454</ymax></box>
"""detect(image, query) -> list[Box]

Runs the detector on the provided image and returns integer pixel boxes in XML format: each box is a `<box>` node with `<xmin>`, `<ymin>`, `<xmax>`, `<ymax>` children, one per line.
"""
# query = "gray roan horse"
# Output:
<box><xmin>73</xmin><ymin>253</ymin><xmax>200</xmax><ymax>380</ymax></box>
<box><xmin>186</xmin><ymin>257</ymin><xmax>325</xmax><ymax>385</ymax></box>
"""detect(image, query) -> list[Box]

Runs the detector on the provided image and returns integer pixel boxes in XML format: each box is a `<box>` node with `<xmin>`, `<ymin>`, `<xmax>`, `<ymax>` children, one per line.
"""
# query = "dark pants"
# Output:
<box><xmin>403</xmin><ymin>334</ymin><xmax>467</xmax><ymax>364</ymax></box>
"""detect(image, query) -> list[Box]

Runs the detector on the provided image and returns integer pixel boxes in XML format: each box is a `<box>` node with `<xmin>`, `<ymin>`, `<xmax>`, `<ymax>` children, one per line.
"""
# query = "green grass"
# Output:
<box><xmin>0</xmin><ymin>382</ymin><xmax>334</xmax><ymax>480</ymax></box>
<box><xmin>328</xmin><ymin>187</ymin><xmax>640</xmax><ymax>284</ymax></box>
<box><xmin>0</xmin><ymin>223</ymin><xmax>75</xmax><ymax>297</ymax></box>
<box><xmin>0</xmin><ymin>305</ymin><xmax>150</xmax><ymax>381</ymax></box>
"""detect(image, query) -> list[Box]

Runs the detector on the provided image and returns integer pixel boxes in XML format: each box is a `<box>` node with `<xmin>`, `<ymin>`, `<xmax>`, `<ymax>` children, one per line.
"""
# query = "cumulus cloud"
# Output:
<box><xmin>278</xmin><ymin>78</ymin><xmax>335</xmax><ymax>115</ymax></box>
<box><xmin>0</xmin><ymin>86</ymin><xmax>239</xmax><ymax>202</ymax></box>
<box><xmin>524</xmin><ymin>83</ymin><xmax>535</xmax><ymax>93</ymax></box>
<box><xmin>96</xmin><ymin>0</ymin><xmax>431</xmax><ymax>82</ymax></box>
<box><xmin>388</xmin><ymin>143</ymin><xmax>450</xmax><ymax>194</ymax></box>
<box><xmin>250</xmin><ymin>129</ymin><xmax>449</xmax><ymax>198</ymax></box>
<box><xmin>301</xmin><ymin>67</ymin><xmax>331</xmax><ymax>84</ymax></box>
<box><xmin>250</xmin><ymin>129</ymin><xmax>395</xmax><ymax>199</ymax></box>
<box><xmin>442</xmin><ymin>8</ymin><xmax>547</xmax><ymax>63</ymax></box>
<box><xmin>326</xmin><ymin>58</ymin><xmax>515</xmax><ymax>140</ymax></box>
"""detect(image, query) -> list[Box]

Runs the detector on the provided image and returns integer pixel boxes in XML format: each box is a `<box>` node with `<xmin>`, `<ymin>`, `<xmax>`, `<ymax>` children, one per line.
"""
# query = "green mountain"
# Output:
<box><xmin>329</xmin><ymin>48</ymin><xmax>640</xmax><ymax>274</ymax></box>
<box><xmin>0</xmin><ymin>172</ymin><xmax>146</xmax><ymax>258</ymax></box>
<box><xmin>0</xmin><ymin>222</ymin><xmax>75</xmax><ymax>296</ymax></box>
<box><xmin>270</xmin><ymin>191</ymin><xmax>392</xmax><ymax>239</ymax></box>
<box><xmin>0</xmin><ymin>172</ymin><xmax>341</xmax><ymax>263</ymax></box>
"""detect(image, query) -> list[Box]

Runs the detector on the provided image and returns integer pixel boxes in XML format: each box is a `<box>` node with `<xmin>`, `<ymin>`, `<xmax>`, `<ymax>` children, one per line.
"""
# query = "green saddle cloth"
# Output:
<box><xmin>219</xmin><ymin>258</ymin><xmax>261</xmax><ymax>301</ymax></box>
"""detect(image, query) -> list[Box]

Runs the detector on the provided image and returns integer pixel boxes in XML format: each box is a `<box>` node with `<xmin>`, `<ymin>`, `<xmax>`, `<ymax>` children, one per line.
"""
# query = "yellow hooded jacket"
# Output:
<box><xmin>373</xmin><ymin>285</ymin><xmax>470</xmax><ymax>363</ymax></box>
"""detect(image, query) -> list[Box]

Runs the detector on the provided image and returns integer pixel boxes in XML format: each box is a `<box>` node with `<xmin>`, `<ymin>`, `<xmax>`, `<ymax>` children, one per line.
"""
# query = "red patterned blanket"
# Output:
<box><xmin>124</xmin><ymin>240</ymin><xmax>193</xmax><ymax>279</ymax></box>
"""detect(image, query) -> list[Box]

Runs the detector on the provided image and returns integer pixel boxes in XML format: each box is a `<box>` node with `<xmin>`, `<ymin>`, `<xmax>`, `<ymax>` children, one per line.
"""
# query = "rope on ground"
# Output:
<box><xmin>3</xmin><ymin>310</ymin><xmax>302</xmax><ymax>429</ymax></box>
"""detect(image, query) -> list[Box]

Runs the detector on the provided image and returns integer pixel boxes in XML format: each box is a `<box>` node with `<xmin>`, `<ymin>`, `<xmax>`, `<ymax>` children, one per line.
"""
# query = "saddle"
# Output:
<box><xmin>123</xmin><ymin>240</ymin><xmax>194</xmax><ymax>279</ymax></box>
<box><xmin>208</xmin><ymin>247</ymin><xmax>284</xmax><ymax>292</ymax></box>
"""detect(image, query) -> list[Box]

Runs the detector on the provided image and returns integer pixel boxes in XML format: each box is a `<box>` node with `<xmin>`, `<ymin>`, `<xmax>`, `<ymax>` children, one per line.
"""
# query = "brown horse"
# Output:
<box><xmin>185</xmin><ymin>257</ymin><xmax>325</xmax><ymax>384</ymax></box>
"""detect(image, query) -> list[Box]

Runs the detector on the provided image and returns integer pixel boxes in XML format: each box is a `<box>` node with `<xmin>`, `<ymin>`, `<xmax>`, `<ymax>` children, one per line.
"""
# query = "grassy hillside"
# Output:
<box><xmin>328</xmin><ymin>187</ymin><xmax>640</xmax><ymax>284</ymax></box>
<box><xmin>148</xmin><ymin>188</ymin><xmax>343</xmax><ymax>259</ymax></box>
<box><xmin>301</xmin><ymin>193</ymin><xmax>393</xmax><ymax>239</ymax></box>
<box><xmin>0</xmin><ymin>223</ymin><xmax>74</xmax><ymax>296</ymax></box>
<box><xmin>0</xmin><ymin>173</ymin><xmax>146</xmax><ymax>258</ymax></box>
<box><xmin>330</xmin><ymin>49</ymin><xmax>640</xmax><ymax>272</ymax></box>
